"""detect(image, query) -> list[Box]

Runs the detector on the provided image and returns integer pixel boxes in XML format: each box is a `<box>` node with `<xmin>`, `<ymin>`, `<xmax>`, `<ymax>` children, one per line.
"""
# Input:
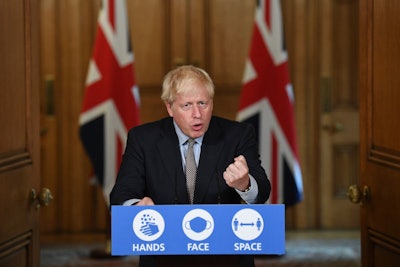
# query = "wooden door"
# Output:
<box><xmin>39</xmin><ymin>0</ymin><xmax>108</xmax><ymax>240</ymax></box>
<box><xmin>0</xmin><ymin>0</ymin><xmax>43</xmax><ymax>266</ymax></box>
<box><xmin>358</xmin><ymin>0</ymin><xmax>400</xmax><ymax>265</ymax></box>
<box><xmin>319</xmin><ymin>0</ymin><xmax>360</xmax><ymax>228</ymax></box>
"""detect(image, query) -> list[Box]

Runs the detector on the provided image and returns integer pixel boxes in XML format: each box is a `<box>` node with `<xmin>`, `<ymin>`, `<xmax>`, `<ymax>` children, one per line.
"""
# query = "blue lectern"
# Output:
<box><xmin>111</xmin><ymin>204</ymin><xmax>285</xmax><ymax>256</ymax></box>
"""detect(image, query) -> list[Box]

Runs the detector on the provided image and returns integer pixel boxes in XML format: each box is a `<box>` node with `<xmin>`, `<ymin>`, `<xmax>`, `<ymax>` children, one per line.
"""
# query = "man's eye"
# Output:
<box><xmin>198</xmin><ymin>102</ymin><xmax>208</xmax><ymax>108</ymax></box>
<box><xmin>182</xmin><ymin>103</ymin><xmax>191</xmax><ymax>110</ymax></box>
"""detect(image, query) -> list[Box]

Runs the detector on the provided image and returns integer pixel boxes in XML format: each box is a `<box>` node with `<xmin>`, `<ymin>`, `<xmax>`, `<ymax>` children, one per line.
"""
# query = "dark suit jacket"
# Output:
<box><xmin>110</xmin><ymin>116</ymin><xmax>271</xmax><ymax>266</ymax></box>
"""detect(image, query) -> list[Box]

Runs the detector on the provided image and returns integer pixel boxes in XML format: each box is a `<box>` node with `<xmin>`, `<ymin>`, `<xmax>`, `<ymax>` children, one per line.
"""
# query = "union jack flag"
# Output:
<box><xmin>79</xmin><ymin>0</ymin><xmax>140</xmax><ymax>205</ymax></box>
<box><xmin>238</xmin><ymin>0</ymin><xmax>303</xmax><ymax>206</ymax></box>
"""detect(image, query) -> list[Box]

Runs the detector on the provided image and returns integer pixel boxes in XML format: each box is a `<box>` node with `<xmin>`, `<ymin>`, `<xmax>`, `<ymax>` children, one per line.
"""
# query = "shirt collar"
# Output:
<box><xmin>173</xmin><ymin>120</ymin><xmax>204</xmax><ymax>146</ymax></box>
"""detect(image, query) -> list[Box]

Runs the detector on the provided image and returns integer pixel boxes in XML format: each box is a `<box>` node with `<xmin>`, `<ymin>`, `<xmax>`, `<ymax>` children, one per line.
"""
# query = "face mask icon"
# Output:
<box><xmin>185</xmin><ymin>216</ymin><xmax>212</xmax><ymax>233</ymax></box>
<box><xmin>182</xmin><ymin>209</ymin><xmax>214</xmax><ymax>241</ymax></box>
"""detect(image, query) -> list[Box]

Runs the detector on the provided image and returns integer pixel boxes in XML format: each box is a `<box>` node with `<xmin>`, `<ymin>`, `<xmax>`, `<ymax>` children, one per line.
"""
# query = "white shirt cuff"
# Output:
<box><xmin>236</xmin><ymin>175</ymin><xmax>258</xmax><ymax>204</ymax></box>
<box><xmin>122</xmin><ymin>199</ymin><xmax>141</xmax><ymax>206</ymax></box>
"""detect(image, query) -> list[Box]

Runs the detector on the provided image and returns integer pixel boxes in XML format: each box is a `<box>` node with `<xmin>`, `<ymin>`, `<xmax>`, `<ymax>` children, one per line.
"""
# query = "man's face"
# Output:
<box><xmin>166</xmin><ymin>79</ymin><xmax>213</xmax><ymax>139</ymax></box>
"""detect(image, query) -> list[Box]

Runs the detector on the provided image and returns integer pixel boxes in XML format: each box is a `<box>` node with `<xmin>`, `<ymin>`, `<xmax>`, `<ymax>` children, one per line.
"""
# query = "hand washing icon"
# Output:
<box><xmin>184</xmin><ymin>216</ymin><xmax>212</xmax><ymax>233</ymax></box>
<box><xmin>182</xmin><ymin>209</ymin><xmax>214</xmax><ymax>241</ymax></box>
<box><xmin>133</xmin><ymin>209</ymin><xmax>165</xmax><ymax>241</ymax></box>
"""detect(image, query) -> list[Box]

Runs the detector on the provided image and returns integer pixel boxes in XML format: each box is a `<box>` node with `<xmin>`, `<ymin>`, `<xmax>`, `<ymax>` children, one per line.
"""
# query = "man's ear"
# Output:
<box><xmin>165</xmin><ymin>102</ymin><xmax>173</xmax><ymax>117</ymax></box>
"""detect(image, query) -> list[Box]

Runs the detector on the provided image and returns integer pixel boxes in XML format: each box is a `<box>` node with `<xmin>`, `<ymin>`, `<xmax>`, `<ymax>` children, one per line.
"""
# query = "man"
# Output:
<box><xmin>110</xmin><ymin>65</ymin><xmax>271</xmax><ymax>267</ymax></box>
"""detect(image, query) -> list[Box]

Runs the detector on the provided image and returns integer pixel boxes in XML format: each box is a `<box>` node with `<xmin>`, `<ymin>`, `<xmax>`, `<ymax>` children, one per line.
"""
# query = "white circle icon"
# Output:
<box><xmin>133</xmin><ymin>209</ymin><xmax>165</xmax><ymax>241</ymax></box>
<box><xmin>232</xmin><ymin>208</ymin><xmax>263</xmax><ymax>241</ymax></box>
<box><xmin>182</xmin><ymin>209</ymin><xmax>214</xmax><ymax>241</ymax></box>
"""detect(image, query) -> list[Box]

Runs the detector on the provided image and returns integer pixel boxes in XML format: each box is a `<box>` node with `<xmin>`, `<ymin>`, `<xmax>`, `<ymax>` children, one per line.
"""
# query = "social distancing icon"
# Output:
<box><xmin>231</xmin><ymin>208</ymin><xmax>263</xmax><ymax>241</ymax></box>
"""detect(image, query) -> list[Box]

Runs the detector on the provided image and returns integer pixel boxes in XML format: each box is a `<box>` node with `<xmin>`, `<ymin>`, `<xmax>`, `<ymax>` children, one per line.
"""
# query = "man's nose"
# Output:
<box><xmin>191</xmin><ymin>105</ymin><xmax>201</xmax><ymax>117</ymax></box>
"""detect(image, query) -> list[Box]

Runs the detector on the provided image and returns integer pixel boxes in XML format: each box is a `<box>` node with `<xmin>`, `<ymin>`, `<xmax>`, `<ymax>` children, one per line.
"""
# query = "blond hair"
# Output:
<box><xmin>161</xmin><ymin>65</ymin><xmax>215</xmax><ymax>104</ymax></box>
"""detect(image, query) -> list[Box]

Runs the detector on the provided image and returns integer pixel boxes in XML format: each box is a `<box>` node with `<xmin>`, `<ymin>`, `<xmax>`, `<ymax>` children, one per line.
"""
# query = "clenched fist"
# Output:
<box><xmin>223</xmin><ymin>155</ymin><xmax>251</xmax><ymax>192</ymax></box>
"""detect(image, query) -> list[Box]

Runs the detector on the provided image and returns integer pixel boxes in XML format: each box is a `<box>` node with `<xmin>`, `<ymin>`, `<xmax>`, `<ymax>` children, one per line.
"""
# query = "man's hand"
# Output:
<box><xmin>223</xmin><ymin>155</ymin><xmax>251</xmax><ymax>192</ymax></box>
<box><xmin>136</xmin><ymin>196</ymin><xmax>155</xmax><ymax>206</ymax></box>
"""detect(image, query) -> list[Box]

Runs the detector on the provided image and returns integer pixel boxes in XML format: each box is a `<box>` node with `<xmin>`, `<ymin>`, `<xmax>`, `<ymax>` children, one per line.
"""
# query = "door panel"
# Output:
<box><xmin>208</xmin><ymin>0</ymin><xmax>255</xmax><ymax>86</ymax></box>
<box><xmin>0</xmin><ymin>0</ymin><xmax>41</xmax><ymax>266</ymax></box>
<box><xmin>320</xmin><ymin>0</ymin><xmax>360</xmax><ymax>228</ymax></box>
<box><xmin>359</xmin><ymin>0</ymin><xmax>400</xmax><ymax>265</ymax></box>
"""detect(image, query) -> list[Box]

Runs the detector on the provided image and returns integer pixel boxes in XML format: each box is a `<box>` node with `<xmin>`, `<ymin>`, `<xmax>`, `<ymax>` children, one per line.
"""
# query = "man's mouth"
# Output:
<box><xmin>192</xmin><ymin>123</ymin><xmax>202</xmax><ymax>131</ymax></box>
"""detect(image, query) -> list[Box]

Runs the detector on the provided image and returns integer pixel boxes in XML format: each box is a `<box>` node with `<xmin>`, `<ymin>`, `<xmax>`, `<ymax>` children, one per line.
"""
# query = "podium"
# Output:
<box><xmin>111</xmin><ymin>204</ymin><xmax>285</xmax><ymax>257</ymax></box>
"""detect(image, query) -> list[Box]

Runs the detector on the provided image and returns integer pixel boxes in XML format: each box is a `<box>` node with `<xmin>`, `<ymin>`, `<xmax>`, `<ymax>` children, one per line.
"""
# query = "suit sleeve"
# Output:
<box><xmin>109</xmin><ymin>128</ymin><xmax>146</xmax><ymax>205</ymax></box>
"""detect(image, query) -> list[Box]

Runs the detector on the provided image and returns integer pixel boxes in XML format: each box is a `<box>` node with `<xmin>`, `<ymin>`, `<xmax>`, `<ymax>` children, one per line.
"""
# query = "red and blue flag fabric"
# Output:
<box><xmin>79</xmin><ymin>0</ymin><xmax>140</xmax><ymax>205</ymax></box>
<box><xmin>238</xmin><ymin>0</ymin><xmax>303</xmax><ymax>206</ymax></box>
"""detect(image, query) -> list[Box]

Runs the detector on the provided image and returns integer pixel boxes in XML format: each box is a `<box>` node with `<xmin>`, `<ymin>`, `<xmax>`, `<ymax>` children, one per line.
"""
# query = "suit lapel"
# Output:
<box><xmin>156</xmin><ymin>118</ymin><xmax>188</xmax><ymax>202</ymax></box>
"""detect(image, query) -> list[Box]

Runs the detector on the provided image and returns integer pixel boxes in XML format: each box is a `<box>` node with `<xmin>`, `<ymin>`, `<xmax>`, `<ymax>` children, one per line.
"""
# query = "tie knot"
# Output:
<box><xmin>187</xmin><ymin>138</ymin><xmax>195</xmax><ymax>148</ymax></box>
